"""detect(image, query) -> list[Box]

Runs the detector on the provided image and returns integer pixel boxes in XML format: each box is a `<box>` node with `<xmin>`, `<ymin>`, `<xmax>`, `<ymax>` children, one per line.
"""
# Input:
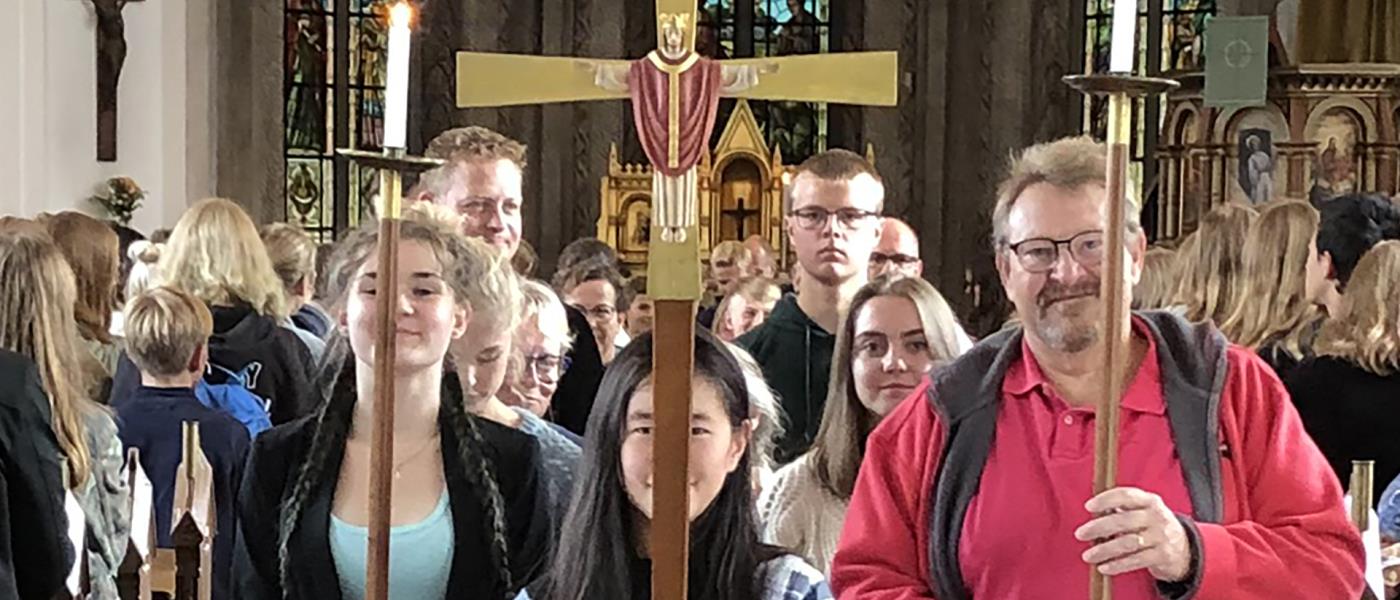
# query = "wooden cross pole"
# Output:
<box><xmin>455</xmin><ymin>2</ymin><xmax>896</xmax><ymax>597</ymax></box>
<box><xmin>1063</xmin><ymin>72</ymin><xmax>1178</xmax><ymax>600</ymax></box>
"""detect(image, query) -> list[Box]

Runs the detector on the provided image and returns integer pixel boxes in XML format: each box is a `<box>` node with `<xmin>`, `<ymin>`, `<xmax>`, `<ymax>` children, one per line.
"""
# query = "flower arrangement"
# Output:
<box><xmin>90</xmin><ymin>176</ymin><xmax>145</xmax><ymax>226</ymax></box>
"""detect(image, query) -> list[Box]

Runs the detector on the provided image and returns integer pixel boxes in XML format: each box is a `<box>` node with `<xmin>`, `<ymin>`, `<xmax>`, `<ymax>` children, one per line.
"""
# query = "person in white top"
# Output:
<box><xmin>758</xmin><ymin>275</ymin><xmax>967</xmax><ymax>574</ymax></box>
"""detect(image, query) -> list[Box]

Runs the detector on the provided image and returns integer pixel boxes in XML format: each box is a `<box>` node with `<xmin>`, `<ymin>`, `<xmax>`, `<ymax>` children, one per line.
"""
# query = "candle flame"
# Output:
<box><xmin>390</xmin><ymin>2</ymin><xmax>412</xmax><ymax>28</ymax></box>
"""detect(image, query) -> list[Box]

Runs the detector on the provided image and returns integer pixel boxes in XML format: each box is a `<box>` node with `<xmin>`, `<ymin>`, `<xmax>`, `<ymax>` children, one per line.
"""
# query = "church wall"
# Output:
<box><xmin>1</xmin><ymin>0</ymin><xmax>215</xmax><ymax>234</ymax></box>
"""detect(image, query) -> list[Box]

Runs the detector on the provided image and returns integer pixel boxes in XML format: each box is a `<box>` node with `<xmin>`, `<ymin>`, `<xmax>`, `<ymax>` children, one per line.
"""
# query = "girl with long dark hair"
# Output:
<box><xmin>233</xmin><ymin>219</ymin><xmax>547</xmax><ymax>599</ymax></box>
<box><xmin>524</xmin><ymin>330</ymin><xmax>832</xmax><ymax>600</ymax></box>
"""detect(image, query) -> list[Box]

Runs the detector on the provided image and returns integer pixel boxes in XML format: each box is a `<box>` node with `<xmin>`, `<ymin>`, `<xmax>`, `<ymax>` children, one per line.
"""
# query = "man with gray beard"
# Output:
<box><xmin>831</xmin><ymin>136</ymin><xmax>1364</xmax><ymax>600</ymax></box>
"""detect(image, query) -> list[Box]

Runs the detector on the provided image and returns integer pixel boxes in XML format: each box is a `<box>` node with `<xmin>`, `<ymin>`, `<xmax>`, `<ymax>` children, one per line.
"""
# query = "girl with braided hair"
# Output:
<box><xmin>232</xmin><ymin>219</ymin><xmax>548</xmax><ymax>599</ymax></box>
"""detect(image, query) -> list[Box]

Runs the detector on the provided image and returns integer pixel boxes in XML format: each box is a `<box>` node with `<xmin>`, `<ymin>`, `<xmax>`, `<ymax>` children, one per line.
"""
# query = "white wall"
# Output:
<box><xmin>1</xmin><ymin>0</ymin><xmax>215</xmax><ymax>235</ymax></box>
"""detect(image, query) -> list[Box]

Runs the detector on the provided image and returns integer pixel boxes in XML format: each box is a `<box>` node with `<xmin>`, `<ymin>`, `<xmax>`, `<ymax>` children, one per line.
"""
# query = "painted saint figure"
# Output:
<box><xmin>589</xmin><ymin>13</ymin><xmax>773</xmax><ymax>244</ymax></box>
<box><xmin>1246</xmin><ymin>135</ymin><xmax>1274</xmax><ymax>206</ymax></box>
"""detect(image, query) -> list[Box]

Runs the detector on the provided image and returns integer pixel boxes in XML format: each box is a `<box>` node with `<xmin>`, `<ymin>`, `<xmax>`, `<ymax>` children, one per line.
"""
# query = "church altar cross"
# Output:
<box><xmin>456</xmin><ymin>2</ymin><xmax>896</xmax><ymax>597</ymax></box>
<box><xmin>720</xmin><ymin>196</ymin><xmax>763</xmax><ymax>238</ymax></box>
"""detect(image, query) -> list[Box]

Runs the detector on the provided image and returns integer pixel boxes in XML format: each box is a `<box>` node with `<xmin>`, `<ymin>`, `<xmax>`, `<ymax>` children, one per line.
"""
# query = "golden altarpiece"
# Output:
<box><xmin>599</xmin><ymin>100</ymin><xmax>785</xmax><ymax>274</ymax></box>
<box><xmin>1157</xmin><ymin>64</ymin><xmax>1400</xmax><ymax>241</ymax></box>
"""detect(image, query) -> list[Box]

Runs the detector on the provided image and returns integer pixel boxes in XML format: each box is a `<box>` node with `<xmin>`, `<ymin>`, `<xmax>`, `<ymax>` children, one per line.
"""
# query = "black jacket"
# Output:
<box><xmin>232</xmin><ymin>384</ymin><xmax>550</xmax><ymax>599</ymax></box>
<box><xmin>111</xmin><ymin>303</ymin><xmax>317</xmax><ymax>425</ymax></box>
<box><xmin>116</xmin><ymin>386</ymin><xmax>250</xmax><ymax>600</ymax></box>
<box><xmin>1286</xmin><ymin>355</ymin><xmax>1400</xmax><ymax>504</ymax></box>
<box><xmin>736</xmin><ymin>294</ymin><xmax>834</xmax><ymax>464</ymax></box>
<box><xmin>0</xmin><ymin>349</ymin><xmax>70</xmax><ymax>600</ymax></box>
<box><xmin>551</xmin><ymin>305</ymin><xmax>606</xmax><ymax>436</ymax></box>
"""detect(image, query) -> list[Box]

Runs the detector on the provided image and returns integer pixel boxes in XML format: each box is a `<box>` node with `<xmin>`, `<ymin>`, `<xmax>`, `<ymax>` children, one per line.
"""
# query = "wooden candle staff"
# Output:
<box><xmin>1064</xmin><ymin>74</ymin><xmax>1178</xmax><ymax>600</ymax></box>
<box><xmin>335</xmin><ymin>5</ymin><xmax>443</xmax><ymax>599</ymax></box>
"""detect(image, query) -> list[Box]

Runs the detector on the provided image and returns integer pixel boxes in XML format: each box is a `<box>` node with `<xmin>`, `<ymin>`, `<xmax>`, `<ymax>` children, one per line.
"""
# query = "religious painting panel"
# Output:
<box><xmin>1236</xmin><ymin>129</ymin><xmax>1275</xmax><ymax>206</ymax></box>
<box><xmin>1225</xmin><ymin>107</ymin><xmax>1288</xmax><ymax>206</ymax></box>
<box><xmin>622</xmin><ymin>195</ymin><xmax>654</xmax><ymax>254</ymax></box>
<box><xmin>1308</xmin><ymin>108</ymin><xmax>1363</xmax><ymax>201</ymax></box>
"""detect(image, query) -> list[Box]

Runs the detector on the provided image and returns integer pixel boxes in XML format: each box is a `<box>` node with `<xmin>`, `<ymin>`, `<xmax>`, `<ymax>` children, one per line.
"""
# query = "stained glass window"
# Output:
<box><xmin>753</xmin><ymin>0</ymin><xmax>829</xmax><ymax>163</ymax></box>
<box><xmin>285</xmin><ymin>0</ymin><xmax>391</xmax><ymax>241</ymax></box>
<box><xmin>703</xmin><ymin>0</ymin><xmax>830</xmax><ymax>163</ymax></box>
<box><xmin>1082</xmin><ymin>0</ymin><xmax>1215</xmax><ymax>210</ymax></box>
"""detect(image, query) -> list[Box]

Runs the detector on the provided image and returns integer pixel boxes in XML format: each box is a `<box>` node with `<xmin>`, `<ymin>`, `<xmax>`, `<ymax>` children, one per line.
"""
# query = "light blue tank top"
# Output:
<box><xmin>330</xmin><ymin>492</ymin><xmax>454</xmax><ymax>600</ymax></box>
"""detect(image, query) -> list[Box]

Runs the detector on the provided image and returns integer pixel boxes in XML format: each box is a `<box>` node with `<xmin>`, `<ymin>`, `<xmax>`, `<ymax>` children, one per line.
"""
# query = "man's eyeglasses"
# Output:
<box><xmin>1004</xmin><ymin>230</ymin><xmax>1106</xmax><ymax>273</ymax></box>
<box><xmin>523</xmin><ymin>352</ymin><xmax>571</xmax><ymax>379</ymax></box>
<box><xmin>870</xmin><ymin>252</ymin><xmax>920</xmax><ymax>267</ymax></box>
<box><xmin>572</xmin><ymin>304</ymin><xmax>618</xmax><ymax>320</ymax></box>
<box><xmin>788</xmin><ymin>207</ymin><xmax>881</xmax><ymax>231</ymax></box>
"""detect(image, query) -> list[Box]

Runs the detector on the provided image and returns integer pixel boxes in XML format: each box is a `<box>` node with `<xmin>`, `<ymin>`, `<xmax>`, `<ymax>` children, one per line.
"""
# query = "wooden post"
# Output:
<box><xmin>364</xmin><ymin>167</ymin><xmax>403</xmax><ymax>600</ymax></box>
<box><xmin>1065</xmin><ymin>73</ymin><xmax>1180</xmax><ymax>600</ymax></box>
<box><xmin>651</xmin><ymin>300</ymin><xmax>695</xmax><ymax>600</ymax></box>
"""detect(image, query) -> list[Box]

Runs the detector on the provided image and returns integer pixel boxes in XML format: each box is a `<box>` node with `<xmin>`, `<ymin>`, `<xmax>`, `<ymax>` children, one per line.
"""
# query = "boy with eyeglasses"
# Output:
<box><xmin>737</xmin><ymin>149</ymin><xmax>886</xmax><ymax>464</ymax></box>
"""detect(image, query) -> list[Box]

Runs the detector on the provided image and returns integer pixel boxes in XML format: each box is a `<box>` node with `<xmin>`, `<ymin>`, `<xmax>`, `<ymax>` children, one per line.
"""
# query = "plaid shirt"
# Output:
<box><xmin>758</xmin><ymin>554</ymin><xmax>834</xmax><ymax>600</ymax></box>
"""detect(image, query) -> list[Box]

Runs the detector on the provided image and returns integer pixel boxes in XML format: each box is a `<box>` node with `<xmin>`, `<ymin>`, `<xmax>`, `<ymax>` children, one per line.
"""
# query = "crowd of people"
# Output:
<box><xmin>2</xmin><ymin>126</ymin><xmax>1399</xmax><ymax>600</ymax></box>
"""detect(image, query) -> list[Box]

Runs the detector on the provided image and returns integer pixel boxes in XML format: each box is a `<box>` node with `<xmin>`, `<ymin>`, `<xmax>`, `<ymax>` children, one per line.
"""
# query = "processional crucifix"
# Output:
<box><xmin>457</xmin><ymin>1</ymin><xmax>896</xmax><ymax>596</ymax></box>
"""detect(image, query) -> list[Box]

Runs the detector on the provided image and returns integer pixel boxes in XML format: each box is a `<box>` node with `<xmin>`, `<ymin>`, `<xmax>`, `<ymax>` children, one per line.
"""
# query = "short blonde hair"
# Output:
<box><xmin>260</xmin><ymin>223</ymin><xmax>318</xmax><ymax>294</ymax></box>
<box><xmin>162</xmin><ymin>198</ymin><xmax>288</xmax><ymax>318</ymax></box>
<box><xmin>1316</xmin><ymin>240</ymin><xmax>1400</xmax><ymax>374</ymax></box>
<box><xmin>518</xmin><ymin>279</ymin><xmax>574</xmax><ymax>353</ymax></box>
<box><xmin>710</xmin><ymin>241</ymin><xmax>753</xmax><ymax>270</ymax></box>
<box><xmin>1133</xmin><ymin>247</ymin><xmax>1178</xmax><ymax>310</ymax></box>
<box><xmin>124</xmin><ymin>286</ymin><xmax>214</xmax><ymax>378</ymax></box>
<box><xmin>424</xmin><ymin>126</ymin><xmax>528</xmax><ymax>170</ymax></box>
<box><xmin>992</xmin><ymin>136</ymin><xmax>1140</xmax><ymax>248</ymax></box>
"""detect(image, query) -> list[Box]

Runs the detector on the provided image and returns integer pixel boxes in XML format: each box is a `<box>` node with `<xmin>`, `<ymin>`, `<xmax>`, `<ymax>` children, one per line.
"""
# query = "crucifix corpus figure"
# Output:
<box><xmin>586</xmin><ymin>13</ymin><xmax>770</xmax><ymax>244</ymax></box>
<box><xmin>91</xmin><ymin>0</ymin><xmax>141</xmax><ymax>162</ymax></box>
<box><xmin>456</xmin><ymin>2</ymin><xmax>896</xmax><ymax>596</ymax></box>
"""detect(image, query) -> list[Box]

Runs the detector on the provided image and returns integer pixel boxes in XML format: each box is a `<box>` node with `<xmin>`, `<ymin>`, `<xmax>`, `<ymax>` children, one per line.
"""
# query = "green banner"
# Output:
<box><xmin>1204</xmin><ymin>16</ymin><xmax>1269</xmax><ymax>108</ymax></box>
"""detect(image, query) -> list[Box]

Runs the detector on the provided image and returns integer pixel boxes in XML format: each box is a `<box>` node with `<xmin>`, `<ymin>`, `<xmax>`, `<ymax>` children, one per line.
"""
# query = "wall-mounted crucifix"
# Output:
<box><xmin>92</xmin><ymin>0</ymin><xmax>143</xmax><ymax>162</ymax></box>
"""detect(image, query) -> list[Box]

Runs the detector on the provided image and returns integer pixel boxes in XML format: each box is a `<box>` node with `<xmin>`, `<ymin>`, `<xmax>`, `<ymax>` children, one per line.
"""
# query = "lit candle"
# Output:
<box><xmin>1108</xmin><ymin>0</ymin><xmax>1136</xmax><ymax>73</ymax></box>
<box><xmin>383</xmin><ymin>2</ymin><xmax>412</xmax><ymax>149</ymax></box>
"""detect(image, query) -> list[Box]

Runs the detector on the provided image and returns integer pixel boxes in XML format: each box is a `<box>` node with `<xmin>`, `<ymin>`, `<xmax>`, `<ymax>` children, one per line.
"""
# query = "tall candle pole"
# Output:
<box><xmin>334</xmin><ymin>5</ymin><xmax>446</xmax><ymax>600</ymax></box>
<box><xmin>1067</xmin><ymin>2</ymin><xmax>1178</xmax><ymax>599</ymax></box>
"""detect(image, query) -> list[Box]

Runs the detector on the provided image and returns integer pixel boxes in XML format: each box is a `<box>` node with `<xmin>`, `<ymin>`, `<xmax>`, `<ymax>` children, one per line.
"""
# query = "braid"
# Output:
<box><xmin>439</xmin><ymin>372</ymin><xmax>514</xmax><ymax>593</ymax></box>
<box><xmin>277</xmin><ymin>354</ymin><xmax>357</xmax><ymax>595</ymax></box>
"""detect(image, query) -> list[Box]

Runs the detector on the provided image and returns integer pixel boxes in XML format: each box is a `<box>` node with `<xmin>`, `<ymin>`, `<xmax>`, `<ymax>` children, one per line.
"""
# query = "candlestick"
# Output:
<box><xmin>383</xmin><ymin>2</ymin><xmax>412</xmax><ymax>149</ymax></box>
<box><xmin>1109</xmin><ymin>0</ymin><xmax>1136</xmax><ymax>73</ymax></box>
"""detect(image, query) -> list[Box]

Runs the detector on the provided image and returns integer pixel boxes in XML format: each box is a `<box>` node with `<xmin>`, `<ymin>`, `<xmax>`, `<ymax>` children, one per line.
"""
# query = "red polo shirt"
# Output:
<box><xmin>957</xmin><ymin>320</ymin><xmax>1192</xmax><ymax>599</ymax></box>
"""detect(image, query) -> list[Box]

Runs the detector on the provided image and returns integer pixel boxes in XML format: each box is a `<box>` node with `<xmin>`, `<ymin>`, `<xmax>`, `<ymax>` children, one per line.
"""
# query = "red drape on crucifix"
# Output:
<box><xmin>627</xmin><ymin>52</ymin><xmax>724</xmax><ymax>177</ymax></box>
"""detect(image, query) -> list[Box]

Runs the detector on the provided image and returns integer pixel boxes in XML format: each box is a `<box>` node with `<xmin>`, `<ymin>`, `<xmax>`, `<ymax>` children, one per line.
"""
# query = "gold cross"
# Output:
<box><xmin>454</xmin><ymin>3</ymin><xmax>897</xmax><ymax>597</ymax></box>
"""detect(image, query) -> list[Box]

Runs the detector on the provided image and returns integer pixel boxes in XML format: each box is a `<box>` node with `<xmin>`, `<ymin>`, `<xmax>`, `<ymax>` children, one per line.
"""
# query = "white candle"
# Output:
<box><xmin>383</xmin><ymin>2</ymin><xmax>412</xmax><ymax>149</ymax></box>
<box><xmin>1109</xmin><ymin>0</ymin><xmax>1136</xmax><ymax>73</ymax></box>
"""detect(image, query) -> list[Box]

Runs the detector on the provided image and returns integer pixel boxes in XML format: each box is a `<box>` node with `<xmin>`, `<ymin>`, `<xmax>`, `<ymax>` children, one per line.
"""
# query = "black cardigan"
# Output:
<box><xmin>0</xmin><ymin>349</ymin><xmax>70</xmax><ymax>600</ymax></box>
<box><xmin>232</xmin><ymin>397</ymin><xmax>549</xmax><ymax>599</ymax></box>
<box><xmin>1285</xmin><ymin>355</ymin><xmax>1400</xmax><ymax>505</ymax></box>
